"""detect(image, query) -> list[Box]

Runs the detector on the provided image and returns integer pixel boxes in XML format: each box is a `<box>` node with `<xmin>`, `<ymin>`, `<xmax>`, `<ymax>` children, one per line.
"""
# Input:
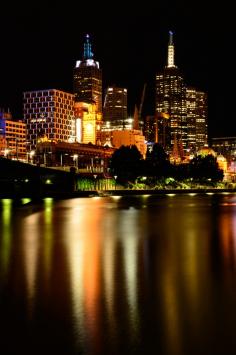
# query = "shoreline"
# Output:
<box><xmin>0</xmin><ymin>188</ymin><xmax>236</xmax><ymax>199</ymax></box>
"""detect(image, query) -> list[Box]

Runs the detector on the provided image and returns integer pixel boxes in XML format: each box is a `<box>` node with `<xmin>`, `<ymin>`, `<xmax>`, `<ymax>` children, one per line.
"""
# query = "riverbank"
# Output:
<box><xmin>0</xmin><ymin>187</ymin><xmax>236</xmax><ymax>200</ymax></box>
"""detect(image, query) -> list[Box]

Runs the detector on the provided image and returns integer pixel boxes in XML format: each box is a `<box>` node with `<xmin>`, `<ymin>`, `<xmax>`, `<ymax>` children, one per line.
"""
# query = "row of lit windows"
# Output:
<box><xmin>28</xmin><ymin>131</ymin><xmax>71</xmax><ymax>138</ymax></box>
<box><xmin>5</xmin><ymin>124</ymin><xmax>25</xmax><ymax>130</ymax></box>
<box><xmin>25</xmin><ymin>102</ymin><xmax>74</xmax><ymax>109</ymax></box>
<box><xmin>24</xmin><ymin>91</ymin><xmax>74</xmax><ymax>100</ymax></box>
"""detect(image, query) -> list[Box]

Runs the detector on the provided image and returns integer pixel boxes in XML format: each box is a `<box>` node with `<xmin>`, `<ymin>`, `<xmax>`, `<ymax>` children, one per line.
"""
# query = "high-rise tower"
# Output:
<box><xmin>156</xmin><ymin>31</ymin><xmax>187</xmax><ymax>152</ymax></box>
<box><xmin>73</xmin><ymin>34</ymin><xmax>102</xmax><ymax>114</ymax></box>
<box><xmin>103</xmin><ymin>86</ymin><xmax>128</xmax><ymax>128</ymax></box>
<box><xmin>186</xmin><ymin>88</ymin><xmax>208</xmax><ymax>152</ymax></box>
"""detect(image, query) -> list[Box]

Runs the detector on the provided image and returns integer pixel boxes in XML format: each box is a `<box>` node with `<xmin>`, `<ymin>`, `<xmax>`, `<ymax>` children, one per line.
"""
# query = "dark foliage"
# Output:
<box><xmin>109</xmin><ymin>145</ymin><xmax>143</xmax><ymax>183</ymax></box>
<box><xmin>145</xmin><ymin>143</ymin><xmax>172</xmax><ymax>177</ymax></box>
<box><xmin>188</xmin><ymin>154</ymin><xmax>223</xmax><ymax>182</ymax></box>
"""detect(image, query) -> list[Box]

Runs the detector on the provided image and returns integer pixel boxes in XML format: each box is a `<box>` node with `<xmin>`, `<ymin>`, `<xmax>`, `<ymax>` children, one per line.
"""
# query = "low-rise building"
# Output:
<box><xmin>0</xmin><ymin>110</ymin><xmax>26</xmax><ymax>159</ymax></box>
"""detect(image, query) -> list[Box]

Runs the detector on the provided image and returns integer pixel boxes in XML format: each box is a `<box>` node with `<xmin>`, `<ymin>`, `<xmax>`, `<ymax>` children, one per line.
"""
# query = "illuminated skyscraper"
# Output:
<box><xmin>73</xmin><ymin>34</ymin><xmax>102</xmax><ymax>114</ymax></box>
<box><xmin>195</xmin><ymin>91</ymin><xmax>208</xmax><ymax>149</ymax></box>
<box><xmin>103</xmin><ymin>86</ymin><xmax>128</xmax><ymax>129</ymax></box>
<box><xmin>156</xmin><ymin>31</ymin><xmax>187</xmax><ymax>152</ymax></box>
<box><xmin>186</xmin><ymin>88</ymin><xmax>208</xmax><ymax>151</ymax></box>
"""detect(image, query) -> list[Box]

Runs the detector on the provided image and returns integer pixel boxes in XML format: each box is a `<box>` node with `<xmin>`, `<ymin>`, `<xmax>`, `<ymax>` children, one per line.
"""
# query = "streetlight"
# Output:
<box><xmin>93</xmin><ymin>174</ymin><xmax>97</xmax><ymax>190</ymax></box>
<box><xmin>114</xmin><ymin>175</ymin><xmax>117</xmax><ymax>190</ymax></box>
<box><xmin>30</xmin><ymin>150</ymin><xmax>35</xmax><ymax>164</ymax></box>
<box><xmin>142</xmin><ymin>176</ymin><xmax>147</xmax><ymax>190</ymax></box>
<box><xmin>4</xmin><ymin>148</ymin><xmax>10</xmax><ymax>158</ymax></box>
<box><xmin>73</xmin><ymin>154</ymin><xmax>78</xmax><ymax>168</ymax></box>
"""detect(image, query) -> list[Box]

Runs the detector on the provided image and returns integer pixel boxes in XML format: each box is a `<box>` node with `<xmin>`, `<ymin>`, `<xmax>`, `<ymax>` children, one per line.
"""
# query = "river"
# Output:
<box><xmin>1</xmin><ymin>193</ymin><xmax>236</xmax><ymax>354</ymax></box>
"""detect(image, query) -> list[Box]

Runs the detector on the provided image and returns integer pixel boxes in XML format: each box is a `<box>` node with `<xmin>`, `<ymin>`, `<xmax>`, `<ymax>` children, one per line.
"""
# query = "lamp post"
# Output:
<box><xmin>30</xmin><ymin>150</ymin><xmax>35</xmax><ymax>164</ymax></box>
<box><xmin>114</xmin><ymin>175</ymin><xmax>117</xmax><ymax>190</ymax></box>
<box><xmin>93</xmin><ymin>174</ymin><xmax>97</xmax><ymax>190</ymax></box>
<box><xmin>73</xmin><ymin>154</ymin><xmax>78</xmax><ymax>169</ymax></box>
<box><xmin>4</xmin><ymin>148</ymin><xmax>10</xmax><ymax>159</ymax></box>
<box><xmin>142</xmin><ymin>176</ymin><xmax>147</xmax><ymax>190</ymax></box>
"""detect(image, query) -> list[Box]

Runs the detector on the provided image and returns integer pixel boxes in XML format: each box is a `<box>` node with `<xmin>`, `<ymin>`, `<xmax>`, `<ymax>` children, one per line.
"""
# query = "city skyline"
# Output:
<box><xmin>0</xmin><ymin>1</ymin><xmax>232</xmax><ymax>138</ymax></box>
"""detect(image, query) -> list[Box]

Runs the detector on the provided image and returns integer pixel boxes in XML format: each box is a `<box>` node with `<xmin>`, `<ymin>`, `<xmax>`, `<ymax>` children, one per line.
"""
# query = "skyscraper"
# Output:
<box><xmin>103</xmin><ymin>86</ymin><xmax>128</xmax><ymax>129</ymax></box>
<box><xmin>156</xmin><ymin>31</ymin><xmax>187</xmax><ymax>152</ymax></box>
<box><xmin>186</xmin><ymin>88</ymin><xmax>208</xmax><ymax>152</ymax></box>
<box><xmin>73</xmin><ymin>35</ymin><xmax>102</xmax><ymax>114</ymax></box>
<box><xmin>195</xmin><ymin>91</ymin><xmax>208</xmax><ymax>149</ymax></box>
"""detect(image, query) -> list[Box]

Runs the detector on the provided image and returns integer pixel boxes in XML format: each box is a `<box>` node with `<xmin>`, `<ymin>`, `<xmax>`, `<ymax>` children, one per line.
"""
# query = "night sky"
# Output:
<box><xmin>0</xmin><ymin>1</ymin><xmax>233</xmax><ymax>138</ymax></box>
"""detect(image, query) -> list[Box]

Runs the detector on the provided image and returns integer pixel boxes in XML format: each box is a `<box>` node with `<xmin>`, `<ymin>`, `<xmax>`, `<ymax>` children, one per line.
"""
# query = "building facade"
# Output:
<box><xmin>0</xmin><ymin>110</ymin><xmax>26</xmax><ymax>159</ymax></box>
<box><xmin>23</xmin><ymin>89</ymin><xmax>75</xmax><ymax>150</ymax></box>
<box><xmin>111</xmin><ymin>129</ymin><xmax>147</xmax><ymax>158</ymax></box>
<box><xmin>195</xmin><ymin>91</ymin><xmax>208</xmax><ymax>149</ymax></box>
<box><xmin>144</xmin><ymin>113</ymin><xmax>171</xmax><ymax>152</ymax></box>
<box><xmin>211</xmin><ymin>137</ymin><xmax>236</xmax><ymax>163</ymax></box>
<box><xmin>103</xmin><ymin>86</ymin><xmax>127</xmax><ymax>128</ymax></box>
<box><xmin>156</xmin><ymin>32</ymin><xmax>187</xmax><ymax>152</ymax></box>
<box><xmin>74</xmin><ymin>102</ymin><xmax>102</xmax><ymax>145</ymax></box>
<box><xmin>36</xmin><ymin>140</ymin><xmax>115</xmax><ymax>173</ymax></box>
<box><xmin>186</xmin><ymin>88</ymin><xmax>208</xmax><ymax>152</ymax></box>
<box><xmin>73</xmin><ymin>34</ymin><xmax>102</xmax><ymax>114</ymax></box>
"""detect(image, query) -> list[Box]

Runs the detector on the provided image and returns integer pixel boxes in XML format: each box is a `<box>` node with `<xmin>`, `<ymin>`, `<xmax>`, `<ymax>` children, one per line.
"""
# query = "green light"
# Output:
<box><xmin>21</xmin><ymin>198</ymin><xmax>31</xmax><ymax>205</ymax></box>
<box><xmin>45</xmin><ymin>179</ymin><xmax>52</xmax><ymax>184</ymax></box>
<box><xmin>2</xmin><ymin>199</ymin><xmax>12</xmax><ymax>224</ymax></box>
<box><xmin>1</xmin><ymin>199</ymin><xmax>13</xmax><ymax>275</ymax></box>
<box><xmin>44</xmin><ymin>197</ymin><xmax>53</xmax><ymax>204</ymax></box>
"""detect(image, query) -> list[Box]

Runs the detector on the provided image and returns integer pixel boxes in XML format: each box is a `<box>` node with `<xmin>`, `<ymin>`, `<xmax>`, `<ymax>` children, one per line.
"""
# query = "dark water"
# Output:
<box><xmin>1</xmin><ymin>193</ymin><xmax>236</xmax><ymax>355</ymax></box>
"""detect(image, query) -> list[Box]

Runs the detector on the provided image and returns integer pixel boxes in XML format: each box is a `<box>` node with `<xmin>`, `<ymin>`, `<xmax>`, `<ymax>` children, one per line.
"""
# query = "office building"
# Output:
<box><xmin>103</xmin><ymin>86</ymin><xmax>127</xmax><ymax>128</ymax></box>
<box><xmin>73</xmin><ymin>34</ymin><xmax>102</xmax><ymax>114</ymax></box>
<box><xmin>23</xmin><ymin>89</ymin><xmax>75</xmax><ymax>150</ymax></box>
<box><xmin>156</xmin><ymin>31</ymin><xmax>187</xmax><ymax>152</ymax></box>
<box><xmin>211</xmin><ymin>137</ymin><xmax>236</xmax><ymax>163</ymax></box>
<box><xmin>186</xmin><ymin>88</ymin><xmax>208</xmax><ymax>152</ymax></box>
<box><xmin>0</xmin><ymin>109</ymin><xmax>26</xmax><ymax>159</ymax></box>
<box><xmin>111</xmin><ymin>129</ymin><xmax>147</xmax><ymax>158</ymax></box>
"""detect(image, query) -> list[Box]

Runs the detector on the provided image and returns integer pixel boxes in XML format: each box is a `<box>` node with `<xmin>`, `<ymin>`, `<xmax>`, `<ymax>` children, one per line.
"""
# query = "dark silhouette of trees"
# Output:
<box><xmin>110</xmin><ymin>145</ymin><xmax>224</xmax><ymax>188</ymax></box>
<box><xmin>189</xmin><ymin>155</ymin><xmax>223</xmax><ymax>182</ymax></box>
<box><xmin>110</xmin><ymin>145</ymin><xmax>143</xmax><ymax>183</ymax></box>
<box><xmin>145</xmin><ymin>143</ymin><xmax>172</xmax><ymax>177</ymax></box>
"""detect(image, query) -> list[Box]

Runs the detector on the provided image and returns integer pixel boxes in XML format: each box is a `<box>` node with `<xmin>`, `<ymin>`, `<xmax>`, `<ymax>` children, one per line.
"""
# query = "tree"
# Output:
<box><xmin>145</xmin><ymin>143</ymin><xmax>171</xmax><ymax>177</ymax></box>
<box><xmin>110</xmin><ymin>145</ymin><xmax>143</xmax><ymax>183</ymax></box>
<box><xmin>189</xmin><ymin>154</ymin><xmax>223</xmax><ymax>182</ymax></box>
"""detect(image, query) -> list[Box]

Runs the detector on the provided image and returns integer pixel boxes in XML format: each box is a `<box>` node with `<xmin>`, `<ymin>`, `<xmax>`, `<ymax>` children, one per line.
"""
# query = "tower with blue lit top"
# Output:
<box><xmin>73</xmin><ymin>34</ymin><xmax>102</xmax><ymax>114</ymax></box>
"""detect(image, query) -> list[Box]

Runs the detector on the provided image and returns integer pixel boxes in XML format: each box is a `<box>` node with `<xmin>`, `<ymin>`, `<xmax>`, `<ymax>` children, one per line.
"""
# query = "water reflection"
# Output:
<box><xmin>1</xmin><ymin>195</ymin><xmax>236</xmax><ymax>354</ymax></box>
<box><xmin>0</xmin><ymin>199</ymin><xmax>13</xmax><ymax>281</ymax></box>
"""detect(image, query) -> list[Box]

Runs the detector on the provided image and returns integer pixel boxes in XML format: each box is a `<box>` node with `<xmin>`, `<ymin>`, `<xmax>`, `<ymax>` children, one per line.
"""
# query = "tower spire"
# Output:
<box><xmin>167</xmin><ymin>30</ymin><xmax>175</xmax><ymax>68</ymax></box>
<box><xmin>83</xmin><ymin>34</ymin><xmax>93</xmax><ymax>60</ymax></box>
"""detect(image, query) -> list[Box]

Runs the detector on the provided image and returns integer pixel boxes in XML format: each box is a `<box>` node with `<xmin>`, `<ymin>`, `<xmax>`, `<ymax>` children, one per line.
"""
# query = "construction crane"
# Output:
<box><xmin>139</xmin><ymin>83</ymin><xmax>147</xmax><ymax>122</ymax></box>
<box><xmin>133</xmin><ymin>83</ymin><xmax>147</xmax><ymax>131</ymax></box>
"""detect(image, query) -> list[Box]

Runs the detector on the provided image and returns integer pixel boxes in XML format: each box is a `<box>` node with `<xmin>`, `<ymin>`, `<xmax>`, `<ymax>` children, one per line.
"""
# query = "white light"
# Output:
<box><xmin>76</xmin><ymin>118</ymin><xmax>82</xmax><ymax>143</ymax></box>
<box><xmin>112</xmin><ymin>196</ymin><xmax>121</xmax><ymax>200</ymax></box>
<box><xmin>4</xmin><ymin>149</ymin><xmax>9</xmax><ymax>156</ymax></box>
